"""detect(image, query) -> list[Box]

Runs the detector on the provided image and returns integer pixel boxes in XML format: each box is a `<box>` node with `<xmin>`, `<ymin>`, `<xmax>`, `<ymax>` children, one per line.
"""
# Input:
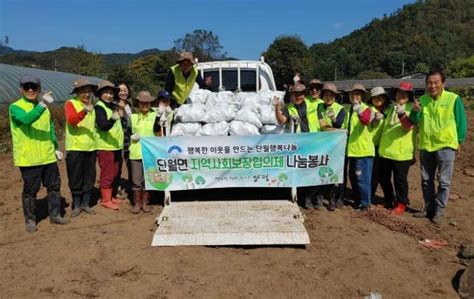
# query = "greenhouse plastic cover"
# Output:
<box><xmin>0</xmin><ymin>63</ymin><xmax>102</xmax><ymax>103</ymax></box>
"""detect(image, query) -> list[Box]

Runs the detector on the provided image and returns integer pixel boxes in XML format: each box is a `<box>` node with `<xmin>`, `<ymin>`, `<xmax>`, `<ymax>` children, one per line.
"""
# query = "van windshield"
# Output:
<box><xmin>203</xmin><ymin>69</ymin><xmax>257</xmax><ymax>92</ymax></box>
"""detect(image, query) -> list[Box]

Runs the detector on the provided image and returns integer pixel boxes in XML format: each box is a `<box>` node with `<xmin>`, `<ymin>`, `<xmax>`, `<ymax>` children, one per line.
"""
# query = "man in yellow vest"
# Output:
<box><xmin>9</xmin><ymin>75</ymin><xmax>68</xmax><ymax>232</ymax></box>
<box><xmin>410</xmin><ymin>68</ymin><xmax>467</xmax><ymax>225</ymax></box>
<box><xmin>275</xmin><ymin>83</ymin><xmax>323</xmax><ymax>209</ymax></box>
<box><xmin>164</xmin><ymin>51</ymin><xmax>206</xmax><ymax>108</ymax></box>
<box><xmin>64</xmin><ymin>78</ymin><xmax>98</xmax><ymax>217</ymax></box>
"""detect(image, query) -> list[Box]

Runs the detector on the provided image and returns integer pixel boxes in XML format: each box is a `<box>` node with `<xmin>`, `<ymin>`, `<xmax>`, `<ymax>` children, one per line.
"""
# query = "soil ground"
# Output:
<box><xmin>1</xmin><ymin>113</ymin><xmax>473</xmax><ymax>298</ymax></box>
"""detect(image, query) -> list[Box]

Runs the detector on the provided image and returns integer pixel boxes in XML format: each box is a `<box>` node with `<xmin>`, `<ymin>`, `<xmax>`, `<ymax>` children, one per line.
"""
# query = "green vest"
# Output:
<box><xmin>9</xmin><ymin>97</ymin><xmax>56</xmax><ymax>167</ymax></box>
<box><xmin>379</xmin><ymin>103</ymin><xmax>416</xmax><ymax>161</ymax></box>
<box><xmin>369</xmin><ymin>106</ymin><xmax>384</xmax><ymax>146</ymax></box>
<box><xmin>171</xmin><ymin>64</ymin><xmax>198</xmax><ymax>105</ymax></box>
<box><xmin>287</xmin><ymin>99</ymin><xmax>320</xmax><ymax>133</ymax></box>
<box><xmin>419</xmin><ymin>90</ymin><xmax>459</xmax><ymax>151</ymax></box>
<box><xmin>65</xmin><ymin>98</ymin><xmax>97</xmax><ymax>151</ymax></box>
<box><xmin>129</xmin><ymin>111</ymin><xmax>157</xmax><ymax>160</ymax></box>
<box><xmin>95</xmin><ymin>100</ymin><xmax>124</xmax><ymax>151</ymax></box>
<box><xmin>320</xmin><ymin>102</ymin><xmax>345</xmax><ymax>129</ymax></box>
<box><xmin>347</xmin><ymin>102</ymin><xmax>374</xmax><ymax>157</ymax></box>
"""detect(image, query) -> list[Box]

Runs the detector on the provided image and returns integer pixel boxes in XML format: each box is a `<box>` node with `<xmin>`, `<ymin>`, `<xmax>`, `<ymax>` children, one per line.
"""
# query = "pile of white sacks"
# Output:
<box><xmin>170</xmin><ymin>90</ymin><xmax>289</xmax><ymax>136</ymax></box>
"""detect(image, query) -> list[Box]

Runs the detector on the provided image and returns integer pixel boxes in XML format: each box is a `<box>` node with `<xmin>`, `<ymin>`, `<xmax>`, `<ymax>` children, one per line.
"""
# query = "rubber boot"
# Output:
<box><xmin>81</xmin><ymin>191</ymin><xmax>95</xmax><ymax>215</ymax></box>
<box><xmin>392</xmin><ymin>202</ymin><xmax>406</xmax><ymax>216</ymax></box>
<box><xmin>141</xmin><ymin>191</ymin><xmax>151</xmax><ymax>213</ymax></box>
<box><xmin>327</xmin><ymin>190</ymin><xmax>336</xmax><ymax>211</ymax></box>
<box><xmin>22</xmin><ymin>195</ymin><xmax>37</xmax><ymax>233</ymax></box>
<box><xmin>100</xmin><ymin>188</ymin><xmax>119</xmax><ymax>210</ymax></box>
<box><xmin>71</xmin><ymin>194</ymin><xmax>82</xmax><ymax>217</ymax></box>
<box><xmin>304</xmin><ymin>196</ymin><xmax>315</xmax><ymax>209</ymax></box>
<box><xmin>131</xmin><ymin>190</ymin><xmax>142</xmax><ymax>214</ymax></box>
<box><xmin>48</xmin><ymin>191</ymin><xmax>69</xmax><ymax>224</ymax></box>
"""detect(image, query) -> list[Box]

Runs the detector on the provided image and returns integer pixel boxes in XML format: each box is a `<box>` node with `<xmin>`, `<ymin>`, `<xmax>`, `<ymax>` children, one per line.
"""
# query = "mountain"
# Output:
<box><xmin>309</xmin><ymin>0</ymin><xmax>474</xmax><ymax>80</ymax></box>
<box><xmin>102</xmin><ymin>48</ymin><xmax>164</xmax><ymax>66</ymax></box>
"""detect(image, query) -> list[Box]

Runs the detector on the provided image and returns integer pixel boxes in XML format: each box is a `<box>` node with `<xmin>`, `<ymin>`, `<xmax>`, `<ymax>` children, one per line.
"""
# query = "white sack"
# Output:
<box><xmin>259</xmin><ymin>105</ymin><xmax>278</xmax><ymax>125</ymax></box>
<box><xmin>229</xmin><ymin>121</ymin><xmax>260</xmax><ymax>136</ymax></box>
<box><xmin>196</xmin><ymin>121</ymin><xmax>229</xmax><ymax>136</ymax></box>
<box><xmin>170</xmin><ymin>123</ymin><xmax>202</xmax><ymax>136</ymax></box>
<box><xmin>203</xmin><ymin>105</ymin><xmax>237</xmax><ymax>123</ymax></box>
<box><xmin>260</xmin><ymin>124</ymin><xmax>287</xmax><ymax>135</ymax></box>
<box><xmin>174</xmin><ymin>104</ymin><xmax>206</xmax><ymax>123</ymax></box>
<box><xmin>188</xmin><ymin>89</ymin><xmax>211</xmax><ymax>105</ymax></box>
<box><xmin>234</xmin><ymin>106</ymin><xmax>263</xmax><ymax>128</ymax></box>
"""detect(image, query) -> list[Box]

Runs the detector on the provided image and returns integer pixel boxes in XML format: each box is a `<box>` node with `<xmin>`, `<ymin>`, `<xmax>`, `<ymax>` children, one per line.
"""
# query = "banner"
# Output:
<box><xmin>141</xmin><ymin>131</ymin><xmax>347</xmax><ymax>191</ymax></box>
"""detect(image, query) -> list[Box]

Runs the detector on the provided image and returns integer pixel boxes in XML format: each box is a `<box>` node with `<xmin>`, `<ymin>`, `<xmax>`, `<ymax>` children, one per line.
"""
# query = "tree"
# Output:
<box><xmin>263</xmin><ymin>35</ymin><xmax>314</xmax><ymax>88</ymax></box>
<box><xmin>174</xmin><ymin>29</ymin><xmax>226</xmax><ymax>62</ymax></box>
<box><xmin>69</xmin><ymin>45</ymin><xmax>105</xmax><ymax>77</ymax></box>
<box><xmin>449</xmin><ymin>55</ymin><xmax>474</xmax><ymax>78</ymax></box>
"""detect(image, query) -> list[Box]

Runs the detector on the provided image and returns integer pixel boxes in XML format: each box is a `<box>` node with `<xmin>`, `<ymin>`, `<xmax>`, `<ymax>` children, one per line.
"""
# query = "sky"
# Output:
<box><xmin>0</xmin><ymin>0</ymin><xmax>415</xmax><ymax>60</ymax></box>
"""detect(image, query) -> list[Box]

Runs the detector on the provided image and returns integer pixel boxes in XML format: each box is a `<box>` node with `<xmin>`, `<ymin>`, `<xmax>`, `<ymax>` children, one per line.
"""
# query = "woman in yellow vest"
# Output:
<box><xmin>274</xmin><ymin>83</ymin><xmax>323</xmax><ymax>209</ymax></box>
<box><xmin>65</xmin><ymin>78</ymin><xmax>98</xmax><ymax>217</ymax></box>
<box><xmin>368</xmin><ymin>86</ymin><xmax>390</xmax><ymax>200</ymax></box>
<box><xmin>346</xmin><ymin>83</ymin><xmax>374</xmax><ymax>211</ymax></box>
<box><xmin>378</xmin><ymin>82</ymin><xmax>417</xmax><ymax>215</ymax></box>
<box><xmin>94</xmin><ymin>80</ymin><xmax>123</xmax><ymax>210</ymax></box>
<box><xmin>317</xmin><ymin>83</ymin><xmax>347</xmax><ymax>210</ymax></box>
<box><xmin>9</xmin><ymin>75</ymin><xmax>68</xmax><ymax>232</ymax></box>
<box><xmin>129</xmin><ymin>91</ymin><xmax>162</xmax><ymax>213</ymax></box>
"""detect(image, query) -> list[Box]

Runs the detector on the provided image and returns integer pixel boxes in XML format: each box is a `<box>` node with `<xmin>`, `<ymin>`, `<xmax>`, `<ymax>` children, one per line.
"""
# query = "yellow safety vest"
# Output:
<box><xmin>129</xmin><ymin>111</ymin><xmax>157</xmax><ymax>160</ymax></box>
<box><xmin>9</xmin><ymin>97</ymin><xmax>56</xmax><ymax>167</ymax></box>
<box><xmin>419</xmin><ymin>90</ymin><xmax>459</xmax><ymax>151</ymax></box>
<box><xmin>320</xmin><ymin>102</ymin><xmax>346</xmax><ymax>129</ymax></box>
<box><xmin>369</xmin><ymin>106</ymin><xmax>385</xmax><ymax>146</ymax></box>
<box><xmin>347</xmin><ymin>102</ymin><xmax>374</xmax><ymax>157</ymax></box>
<box><xmin>65</xmin><ymin>98</ymin><xmax>97</xmax><ymax>151</ymax></box>
<box><xmin>171</xmin><ymin>64</ymin><xmax>198</xmax><ymax>105</ymax></box>
<box><xmin>95</xmin><ymin>100</ymin><xmax>123</xmax><ymax>151</ymax></box>
<box><xmin>379</xmin><ymin>103</ymin><xmax>416</xmax><ymax>161</ymax></box>
<box><xmin>287</xmin><ymin>99</ymin><xmax>320</xmax><ymax>133</ymax></box>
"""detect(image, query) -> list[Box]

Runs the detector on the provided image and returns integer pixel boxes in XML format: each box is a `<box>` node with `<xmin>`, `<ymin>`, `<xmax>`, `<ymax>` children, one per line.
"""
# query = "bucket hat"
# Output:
<box><xmin>321</xmin><ymin>83</ymin><xmax>340</xmax><ymax>95</ymax></box>
<box><xmin>176</xmin><ymin>52</ymin><xmax>195</xmax><ymax>64</ymax></box>
<box><xmin>136</xmin><ymin>91</ymin><xmax>156</xmax><ymax>103</ymax></box>
<box><xmin>349</xmin><ymin>83</ymin><xmax>367</xmax><ymax>93</ymax></box>
<box><xmin>71</xmin><ymin>78</ymin><xmax>98</xmax><ymax>94</ymax></box>
<box><xmin>291</xmin><ymin>83</ymin><xmax>306</xmax><ymax>93</ymax></box>
<box><xmin>94</xmin><ymin>80</ymin><xmax>119</xmax><ymax>97</ymax></box>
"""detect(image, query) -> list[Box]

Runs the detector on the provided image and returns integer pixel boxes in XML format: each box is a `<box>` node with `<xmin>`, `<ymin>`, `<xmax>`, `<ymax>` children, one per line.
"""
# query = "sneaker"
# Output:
<box><xmin>81</xmin><ymin>206</ymin><xmax>96</xmax><ymax>215</ymax></box>
<box><xmin>25</xmin><ymin>220</ymin><xmax>37</xmax><ymax>233</ymax></box>
<box><xmin>431</xmin><ymin>213</ymin><xmax>444</xmax><ymax>225</ymax></box>
<box><xmin>71</xmin><ymin>207</ymin><xmax>81</xmax><ymax>217</ymax></box>
<box><xmin>50</xmin><ymin>216</ymin><xmax>69</xmax><ymax>225</ymax></box>
<box><xmin>356</xmin><ymin>205</ymin><xmax>370</xmax><ymax>212</ymax></box>
<box><xmin>392</xmin><ymin>203</ymin><xmax>406</xmax><ymax>216</ymax></box>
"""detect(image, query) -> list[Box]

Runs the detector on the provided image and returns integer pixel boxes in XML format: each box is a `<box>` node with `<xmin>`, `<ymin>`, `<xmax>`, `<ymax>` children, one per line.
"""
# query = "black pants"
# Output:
<box><xmin>20</xmin><ymin>162</ymin><xmax>61</xmax><ymax>197</ymax></box>
<box><xmin>379</xmin><ymin>157</ymin><xmax>412</xmax><ymax>206</ymax></box>
<box><xmin>371</xmin><ymin>147</ymin><xmax>380</xmax><ymax>196</ymax></box>
<box><xmin>66</xmin><ymin>151</ymin><xmax>96</xmax><ymax>196</ymax></box>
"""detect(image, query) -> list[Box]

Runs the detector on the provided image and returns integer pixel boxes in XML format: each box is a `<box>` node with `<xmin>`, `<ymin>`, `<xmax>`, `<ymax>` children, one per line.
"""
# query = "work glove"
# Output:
<box><xmin>272</xmin><ymin>96</ymin><xmax>282</xmax><ymax>107</ymax></box>
<box><xmin>326</xmin><ymin>108</ymin><xmax>336</xmax><ymax>122</ymax></box>
<box><xmin>395</xmin><ymin>104</ymin><xmax>405</xmax><ymax>116</ymax></box>
<box><xmin>412</xmin><ymin>99</ymin><xmax>421</xmax><ymax>112</ymax></box>
<box><xmin>374</xmin><ymin>112</ymin><xmax>384</xmax><ymax>121</ymax></box>
<box><xmin>55</xmin><ymin>150</ymin><xmax>64</xmax><ymax>161</ymax></box>
<box><xmin>39</xmin><ymin>91</ymin><xmax>54</xmax><ymax>107</ymax></box>
<box><xmin>111</xmin><ymin>111</ymin><xmax>121</xmax><ymax>121</ymax></box>
<box><xmin>352</xmin><ymin>103</ymin><xmax>362</xmax><ymax>115</ymax></box>
<box><xmin>130</xmin><ymin>133</ymin><xmax>140</xmax><ymax>142</ymax></box>
<box><xmin>83</xmin><ymin>104</ymin><xmax>94</xmax><ymax>113</ymax></box>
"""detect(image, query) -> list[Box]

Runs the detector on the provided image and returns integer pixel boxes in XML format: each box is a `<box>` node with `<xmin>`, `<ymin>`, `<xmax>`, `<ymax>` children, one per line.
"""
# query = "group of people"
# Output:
<box><xmin>275</xmin><ymin>68</ymin><xmax>467</xmax><ymax>226</ymax></box>
<box><xmin>8</xmin><ymin>51</ymin><xmax>467</xmax><ymax>233</ymax></box>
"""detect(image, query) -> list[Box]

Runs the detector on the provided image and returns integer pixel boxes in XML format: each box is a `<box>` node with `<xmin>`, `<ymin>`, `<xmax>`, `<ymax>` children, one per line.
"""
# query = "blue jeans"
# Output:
<box><xmin>349</xmin><ymin>157</ymin><xmax>373</xmax><ymax>207</ymax></box>
<box><xmin>420</xmin><ymin>148</ymin><xmax>456</xmax><ymax>214</ymax></box>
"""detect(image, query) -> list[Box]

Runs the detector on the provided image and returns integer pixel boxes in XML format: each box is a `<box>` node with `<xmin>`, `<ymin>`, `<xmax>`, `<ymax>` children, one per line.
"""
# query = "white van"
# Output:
<box><xmin>196</xmin><ymin>57</ymin><xmax>277</xmax><ymax>92</ymax></box>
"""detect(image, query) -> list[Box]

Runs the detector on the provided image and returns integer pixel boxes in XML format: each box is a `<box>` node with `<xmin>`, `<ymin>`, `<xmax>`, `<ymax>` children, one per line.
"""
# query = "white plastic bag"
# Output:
<box><xmin>259</xmin><ymin>105</ymin><xmax>278</xmax><ymax>125</ymax></box>
<box><xmin>203</xmin><ymin>105</ymin><xmax>237</xmax><ymax>123</ymax></box>
<box><xmin>205</xmin><ymin>91</ymin><xmax>235</xmax><ymax>107</ymax></box>
<box><xmin>174</xmin><ymin>104</ymin><xmax>206</xmax><ymax>123</ymax></box>
<box><xmin>229</xmin><ymin>121</ymin><xmax>260</xmax><ymax>136</ymax></box>
<box><xmin>258</xmin><ymin>90</ymin><xmax>286</xmax><ymax>105</ymax></box>
<box><xmin>188</xmin><ymin>89</ymin><xmax>211</xmax><ymax>105</ymax></box>
<box><xmin>260</xmin><ymin>124</ymin><xmax>287</xmax><ymax>135</ymax></box>
<box><xmin>234</xmin><ymin>106</ymin><xmax>263</xmax><ymax>128</ymax></box>
<box><xmin>196</xmin><ymin>121</ymin><xmax>229</xmax><ymax>136</ymax></box>
<box><xmin>239</xmin><ymin>93</ymin><xmax>261</xmax><ymax>109</ymax></box>
<box><xmin>170</xmin><ymin>123</ymin><xmax>202</xmax><ymax>136</ymax></box>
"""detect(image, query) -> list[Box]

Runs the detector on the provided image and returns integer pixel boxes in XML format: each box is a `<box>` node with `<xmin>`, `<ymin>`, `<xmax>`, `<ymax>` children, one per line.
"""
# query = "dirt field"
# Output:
<box><xmin>1</xmin><ymin>113</ymin><xmax>473</xmax><ymax>298</ymax></box>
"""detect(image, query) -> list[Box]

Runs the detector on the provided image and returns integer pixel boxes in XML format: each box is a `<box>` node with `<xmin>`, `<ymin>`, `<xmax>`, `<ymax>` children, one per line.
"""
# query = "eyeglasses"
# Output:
<box><xmin>309</xmin><ymin>86</ymin><xmax>320</xmax><ymax>91</ymax></box>
<box><xmin>22</xmin><ymin>83</ymin><xmax>39</xmax><ymax>91</ymax></box>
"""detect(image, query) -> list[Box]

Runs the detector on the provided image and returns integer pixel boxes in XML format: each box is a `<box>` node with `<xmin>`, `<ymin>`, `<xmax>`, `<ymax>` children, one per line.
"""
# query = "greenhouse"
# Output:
<box><xmin>0</xmin><ymin>63</ymin><xmax>102</xmax><ymax>104</ymax></box>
